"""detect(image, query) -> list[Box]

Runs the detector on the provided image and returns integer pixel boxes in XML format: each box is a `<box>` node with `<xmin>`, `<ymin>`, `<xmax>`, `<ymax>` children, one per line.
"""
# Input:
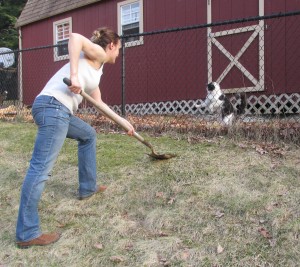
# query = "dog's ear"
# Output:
<box><xmin>219</xmin><ymin>94</ymin><xmax>225</xmax><ymax>101</ymax></box>
<box><xmin>207</xmin><ymin>82</ymin><xmax>215</xmax><ymax>91</ymax></box>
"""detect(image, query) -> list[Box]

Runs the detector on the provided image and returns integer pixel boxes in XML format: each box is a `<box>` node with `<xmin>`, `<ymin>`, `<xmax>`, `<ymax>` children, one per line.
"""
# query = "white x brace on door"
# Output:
<box><xmin>207</xmin><ymin>0</ymin><xmax>265</xmax><ymax>93</ymax></box>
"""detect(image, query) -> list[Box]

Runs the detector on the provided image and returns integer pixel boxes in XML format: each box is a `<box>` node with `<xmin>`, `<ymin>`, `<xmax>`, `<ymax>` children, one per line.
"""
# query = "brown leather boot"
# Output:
<box><xmin>16</xmin><ymin>232</ymin><xmax>61</xmax><ymax>249</ymax></box>
<box><xmin>78</xmin><ymin>185</ymin><xmax>107</xmax><ymax>200</ymax></box>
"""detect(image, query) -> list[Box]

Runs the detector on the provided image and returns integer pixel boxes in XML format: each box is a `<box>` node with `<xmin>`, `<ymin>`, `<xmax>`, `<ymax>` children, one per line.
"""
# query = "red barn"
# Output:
<box><xmin>16</xmin><ymin>0</ymin><xmax>300</xmax><ymax>115</ymax></box>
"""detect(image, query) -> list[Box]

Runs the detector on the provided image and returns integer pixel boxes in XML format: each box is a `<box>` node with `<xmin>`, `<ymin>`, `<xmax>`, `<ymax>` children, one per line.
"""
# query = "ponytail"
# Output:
<box><xmin>90</xmin><ymin>27</ymin><xmax>120</xmax><ymax>49</ymax></box>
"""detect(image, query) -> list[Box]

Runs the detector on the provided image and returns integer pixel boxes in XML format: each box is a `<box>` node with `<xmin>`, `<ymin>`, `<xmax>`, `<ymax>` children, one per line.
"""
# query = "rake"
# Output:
<box><xmin>63</xmin><ymin>78</ymin><xmax>176</xmax><ymax>160</ymax></box>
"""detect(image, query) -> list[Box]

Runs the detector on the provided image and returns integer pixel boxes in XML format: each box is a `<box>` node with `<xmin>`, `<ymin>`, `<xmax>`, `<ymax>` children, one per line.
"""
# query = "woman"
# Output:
<box><xmin>16</xmin><ymin>27</ymin><xmax>134</xmax><ymax>248</ymax></box>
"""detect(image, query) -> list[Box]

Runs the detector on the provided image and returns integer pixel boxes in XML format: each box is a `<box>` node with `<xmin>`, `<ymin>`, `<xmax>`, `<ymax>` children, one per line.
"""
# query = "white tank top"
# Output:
<box><xmin>38</xmin><ymin>55</ymin><xmax>103</xmax><ymax>114</ymax></box>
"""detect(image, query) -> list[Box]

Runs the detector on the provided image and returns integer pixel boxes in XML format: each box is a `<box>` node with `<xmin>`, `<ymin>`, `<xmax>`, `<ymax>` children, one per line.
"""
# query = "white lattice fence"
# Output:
<box><xmin>247</xmin><ymin>93</ymin><xmax>300</xmax><ymax>115</ymax></box>
<box><xmin>78</xmin><ymin>93</ymin><xmax>300</xmax><ymax>116</ymax></box>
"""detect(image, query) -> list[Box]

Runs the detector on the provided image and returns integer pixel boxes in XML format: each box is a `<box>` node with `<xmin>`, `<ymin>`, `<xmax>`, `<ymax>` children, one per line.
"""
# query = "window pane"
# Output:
<box><xmin>57</xmin><ymin>39</ymin><xmax>69</xmax><ymax>56</ymax></box>
<box><xmin>56</xmin><ymin>22</ymin><xmax>70</xmax><ymax>41</ymax></box>
<box><xmin>123</xmin><ymin>22</ymin><xmax>139</xmax><ymax>31</ymax></box>
<box><xmin>121</xmin><ymin>2</ymin><xmax>140</xmax><ymax>25</ymax></box>
<box><xmin>122</xmin><ymin>23</ymin><xmax>139</xmax><ymax>41</ymax></box>
<box><xmin>122</xmin><ymin>14</ymin><xmax>131</xmax><ymax>25</ymax></box>
<box><xmin>54</xmin><ymin>18</ymin><xmax>71</xmax><ymax>60</ymax></box>
<box><xmin>121</xmin><ymin>5</ymin><xmax>130</xmax><ymax>14</ymax></box>
<box><xmin>131</xmin><ymin>3</ymin><xmax>139</xmax><ymax>11</ymax></box>
<box><xmin>131</xmin><ymin>11</ymin><xmax>139</xmax><ymax>22</ymax></box>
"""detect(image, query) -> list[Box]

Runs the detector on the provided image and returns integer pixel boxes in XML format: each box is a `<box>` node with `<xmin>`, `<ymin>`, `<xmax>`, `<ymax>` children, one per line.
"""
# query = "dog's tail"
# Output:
<box><xmin>236</xmin><ymin>93</ymin><xmax>247</xmax><ymax>115</ymax></box>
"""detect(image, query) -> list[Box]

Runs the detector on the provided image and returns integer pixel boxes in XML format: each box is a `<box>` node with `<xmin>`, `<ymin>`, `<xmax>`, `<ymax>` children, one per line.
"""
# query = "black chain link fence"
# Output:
<box><xmin>120</xmin><ymin>11</ymin><xmax>300</xmax><ymax>123</ymax></box>
<box><xmin>0</xmin><ymin>11</ymin><xmax>299</xmax><ymax>140</ymax></box>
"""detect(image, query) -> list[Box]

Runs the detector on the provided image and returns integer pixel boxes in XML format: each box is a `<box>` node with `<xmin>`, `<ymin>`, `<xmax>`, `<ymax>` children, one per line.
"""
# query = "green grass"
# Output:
<box><xmin>0</xmin><ymin>121</ymin><xmax>299</xmax><ymax>266</ymax></box>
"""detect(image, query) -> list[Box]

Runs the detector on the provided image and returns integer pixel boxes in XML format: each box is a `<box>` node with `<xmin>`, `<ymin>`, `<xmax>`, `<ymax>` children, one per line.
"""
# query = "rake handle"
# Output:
<box><xmin>62</xmin><ymin>78</ymin><xmax>151</xmax><ymax>149</ymax></box>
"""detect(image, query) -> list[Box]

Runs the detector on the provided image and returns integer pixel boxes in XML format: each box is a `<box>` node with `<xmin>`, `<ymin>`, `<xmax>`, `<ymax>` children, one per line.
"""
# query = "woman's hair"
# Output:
<box><xmin>90</xmin><ymin>27</ymin><xmax>120</xmax><ymax>49</ymax></box>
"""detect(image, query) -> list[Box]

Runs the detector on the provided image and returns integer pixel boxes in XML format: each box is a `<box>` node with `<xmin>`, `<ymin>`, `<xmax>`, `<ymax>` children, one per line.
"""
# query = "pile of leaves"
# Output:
<box><xmin>1</xmin><ymin>106</ymin><xmax>299</xmax><ymax>146</ymax></box>
<box><xmin>78</xmin><ymin>113</ymin><xmax>300</xmax><ymax>146</ymax></box>
<box><xmin>0</xmin><ymin>105</ymin><xmax>32</xmax><ymax>121</ymax></box>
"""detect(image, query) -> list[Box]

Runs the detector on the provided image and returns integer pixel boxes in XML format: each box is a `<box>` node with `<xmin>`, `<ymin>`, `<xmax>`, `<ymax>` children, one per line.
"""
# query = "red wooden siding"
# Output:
<box><xmin>264</xmin><ymin>0</ymin><xmax>300</xmax><ymax>94</ymax></box>
<box><xmin>124</xmin><ymin>30</ymin><xmax>207</xmax><ymax>104</ymax></box>
<box><xmin>20</xmin><ymin>0</ymin><xmax>300</xmax><ymax>106</ymax></box>
<box><xmin>210</xmin><ymin>0</ymin><xmax>260</xmax><ymax>91</ymax></box>
<box><xmin>207</xmin><ymin>0</ymin><xmax>300</xmax><ymax>96</ymax></box>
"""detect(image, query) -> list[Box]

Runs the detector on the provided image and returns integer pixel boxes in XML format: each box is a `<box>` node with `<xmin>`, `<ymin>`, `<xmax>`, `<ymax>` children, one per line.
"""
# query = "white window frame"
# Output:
<box><xmin>53</xmin><ymin>17</ymin><xmax>72</xmax><ymax>61</ymax></box>
<box><xmin>118</xmin><ymin>0</ymin><xmax>144</xmax><ymax>47</ymax></box>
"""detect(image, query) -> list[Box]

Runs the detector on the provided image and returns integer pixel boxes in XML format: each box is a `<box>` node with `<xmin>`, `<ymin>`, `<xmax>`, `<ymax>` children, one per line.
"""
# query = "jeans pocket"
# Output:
<box><xmin>54</xmin><ymin>106</ymin><xmax>71</xmax><ymax>125</ymax></box>
<box><xmin>32</xmin><ymin>107</ymin><xmax>45</xmax><ymax>126</ymax></box>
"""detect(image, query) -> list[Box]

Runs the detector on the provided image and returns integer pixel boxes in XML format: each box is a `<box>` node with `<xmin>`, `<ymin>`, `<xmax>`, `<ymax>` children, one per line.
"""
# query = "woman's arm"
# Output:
<box><xmin>90</xmin><ymin>88</ymin><xmax>135</xmax><ymax>136</ymax></box>
<box><xmin>67</xmin><ymin>33</ymin><xmax>107</xmax><ymax>94</ymax></box>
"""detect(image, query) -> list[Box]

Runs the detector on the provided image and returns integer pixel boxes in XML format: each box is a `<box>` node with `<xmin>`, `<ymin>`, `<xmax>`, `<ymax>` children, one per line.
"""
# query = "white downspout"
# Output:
<box><xmin>18</xmin><ymin>27</ymin><xmax>23</xmax><ymax>105</ymax></box>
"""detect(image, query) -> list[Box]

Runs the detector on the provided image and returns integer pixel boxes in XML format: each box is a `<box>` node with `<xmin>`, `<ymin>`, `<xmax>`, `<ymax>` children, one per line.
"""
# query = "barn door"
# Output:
<box><xmin>207</xmin><ymin>0</ymin><xmax>265</xmax><ymax>93</ymax></box>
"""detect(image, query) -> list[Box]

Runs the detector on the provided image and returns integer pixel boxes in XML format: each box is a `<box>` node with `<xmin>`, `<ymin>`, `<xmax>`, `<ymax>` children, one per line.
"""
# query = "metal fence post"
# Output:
<box><xmin>121</xmin><ymin>37</ymin><xmax>126</xmax><ymax>116</ymax></box>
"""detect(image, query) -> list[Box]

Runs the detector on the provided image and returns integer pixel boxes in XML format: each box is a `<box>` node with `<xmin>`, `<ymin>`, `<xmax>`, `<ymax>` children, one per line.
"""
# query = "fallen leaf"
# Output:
<box><xmin>270</xmin><ymin>163</ymin><xmax>278</xmax><ymax>169</ymax></box>
<box><xmin>273</xmin><ymin>149</ymin><xmax>286</xmax><ymax>157</ymax></box>
<box><xmin>266</xmin><ymin>205</ymin><xmax>273</xmax><ymax>211</ymax></box>
<box><xmin>110</xmin><ymin>256</ymin><xmax>125</xmax><ymax>263</ymax></box>
<box><xmin>167</xmin><ymin>197</ymin><xmax>176</xmax><ymax>204</ymax></box>
<box><xmin>258</xmin><ymin>227</ymin><xmax>272</xmax><ymax>239</ymax></box>
<box><xmin>181</xmin><ymin>250</ymin><xmax>190</xmax><ymax>260</ymax></box>
<box><xmin>94</xmin><ymin>243</ymin><xmax>104</xmax><ymax>250</ymax></box>
<box><xmin>158</xmin><ymin>231</ymin><xmax>168</xmax><ymax>237</ymax></box>
<box><xmin>217</xmin><ymin>244</ymin><xmax>224</xmax><ymax>254</ymax></box>
<box><xmin>277</xmin><ymin>190</ymin><xmax>288</xmax><ymax>196</ymax></box>
<box><xmin>266</xmin><ymin>202</ymin><xmax>279</xmax><ymax>211</ymax></box>
<box><xmin>156</xmin><ymin>192</ymin><xmax>164</xmax><ymax>198</ymax></box>
<box><xmin>256</xmin><ymin>146</ymin><xmax>268</xmax><ymax>155</ymax></box>
<box><xmin>249</xmin><ymin>217</ymin><xmax>256</xmax><ymax>223</ymax></box>
<box><xmin>259</xmin><ymin>219</ymin><xmax>266</xmax><ymax>224</ymax></box>
<box><xmin>56</xmin><ymin>222</ymin><xmax>66</xmax><ymax>228</ymax></box>
<box><xmin>238</xmin><ymin>143</ymin><xmax>248</xmax><ymax>148</ymax></box>
<box><xmin>157</xmin><ymin>255</ymin><xmax>170</xmax><ymax>266</ymax></box>
<box><xmin>215</xmin><ymin>211</ymin><xmax>225</xmax><ymax>218</ymax></box>
<box><xmin>269</xmin><ymin>238</ymin><xmax>277</xmax><ymax>247</ymax></box>
<box><xmin>158</xmin><ymin>257</ymin><xmax>167</xmax><ymax>262</ymax></box>
<box><xmin>125</xmin><ymin>242</ymin><xmax>134</xmax><ymax>251</ymax></box>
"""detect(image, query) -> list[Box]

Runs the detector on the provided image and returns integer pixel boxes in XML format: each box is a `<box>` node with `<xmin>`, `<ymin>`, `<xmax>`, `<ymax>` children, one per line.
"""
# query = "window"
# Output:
<box><xmin>118</xmin><ymin>0</ymin><xmax>143</xmax><ymax>47</ymax></box>
<box><xmin>53</xmin><ymin>17</ymin><xmax>72</xmax><ymax>61</ymax></box>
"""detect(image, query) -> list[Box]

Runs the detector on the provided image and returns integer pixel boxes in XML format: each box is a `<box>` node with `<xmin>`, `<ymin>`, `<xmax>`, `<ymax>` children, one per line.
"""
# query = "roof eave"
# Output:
<box><xmin>15</xmin><ymin>0</ymin><xmax>101</xmax><ymax>28</ymax></box>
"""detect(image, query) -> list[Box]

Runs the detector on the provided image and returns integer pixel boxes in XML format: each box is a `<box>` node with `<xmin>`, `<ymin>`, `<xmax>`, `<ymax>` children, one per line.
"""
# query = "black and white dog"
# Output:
<box><xmin>195</xmin><ymin>82</ymin><xmax>246</xmax><ymax>126</ymax></box>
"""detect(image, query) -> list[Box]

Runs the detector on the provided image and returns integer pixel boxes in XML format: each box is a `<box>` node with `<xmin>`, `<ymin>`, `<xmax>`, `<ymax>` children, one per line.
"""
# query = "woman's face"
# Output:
<box><xmin>106</xmin><ymin>40</ymin><xmax>121</xmax><ymax>64</ymax></box>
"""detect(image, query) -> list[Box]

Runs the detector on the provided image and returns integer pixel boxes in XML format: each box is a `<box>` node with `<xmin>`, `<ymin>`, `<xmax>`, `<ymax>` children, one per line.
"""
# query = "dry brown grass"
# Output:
<box><xmin>0</xmin><ymin>119</ymin><xmax>299</xmax><ymax>266</ymax></box>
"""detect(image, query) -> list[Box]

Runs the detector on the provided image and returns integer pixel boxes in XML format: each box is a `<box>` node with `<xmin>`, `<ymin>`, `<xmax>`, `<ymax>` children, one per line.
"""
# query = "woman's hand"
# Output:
<box><xmin>67</xmin><ymin>76</ymin><xmax>82</xmax><ymax>94</ymax></box>
<box><xmin>122</xmin><ymin>118</ymin><xmax>135</xmax><ymax>136</ymax></box>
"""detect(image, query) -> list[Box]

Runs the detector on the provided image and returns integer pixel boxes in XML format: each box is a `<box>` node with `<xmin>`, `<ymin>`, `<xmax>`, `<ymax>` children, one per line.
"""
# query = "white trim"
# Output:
<box><xmin>117</xmin><ymin>0</ymin><xmax>144</xmax><ymax>47</ymax></box>
<box><xmin>259</xmin><ymin>0</ymin><xmax>264</xmax><ymax>16</ymax></box>
<box><xmin>211</xmin><ymin>25</ymin><xmax>258</xmax><ymax>37</ymax></box>
<box><xmin>207</xmin><ymin>0</ymin><xmax>212</xmax><ymax>24</ymax></box>
<box><xmin>207</xmin><ymin>0</ymin><xmax>265</xmax><ymax>93</ymax></box>
<box><xmin>214</xmin><ymin>26</ymin><xmax>260</xmax><ymax>86</ymax></box>
<box><xmin>53</xmin><ymin>17</ymin><xmax>72</xmax><ymax>61</ymax></box>
<box><xmin>18</xmin><ymin>28</ymin><xmax>23</xmax><ymax>104</ymax></box>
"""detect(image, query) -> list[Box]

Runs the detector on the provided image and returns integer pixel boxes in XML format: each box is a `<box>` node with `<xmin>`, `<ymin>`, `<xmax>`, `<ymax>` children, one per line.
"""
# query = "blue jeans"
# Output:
<box><xmin>16</xmin><ymin>95</ymin><xmax>98</xmax><ymax>242</ymax></box>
